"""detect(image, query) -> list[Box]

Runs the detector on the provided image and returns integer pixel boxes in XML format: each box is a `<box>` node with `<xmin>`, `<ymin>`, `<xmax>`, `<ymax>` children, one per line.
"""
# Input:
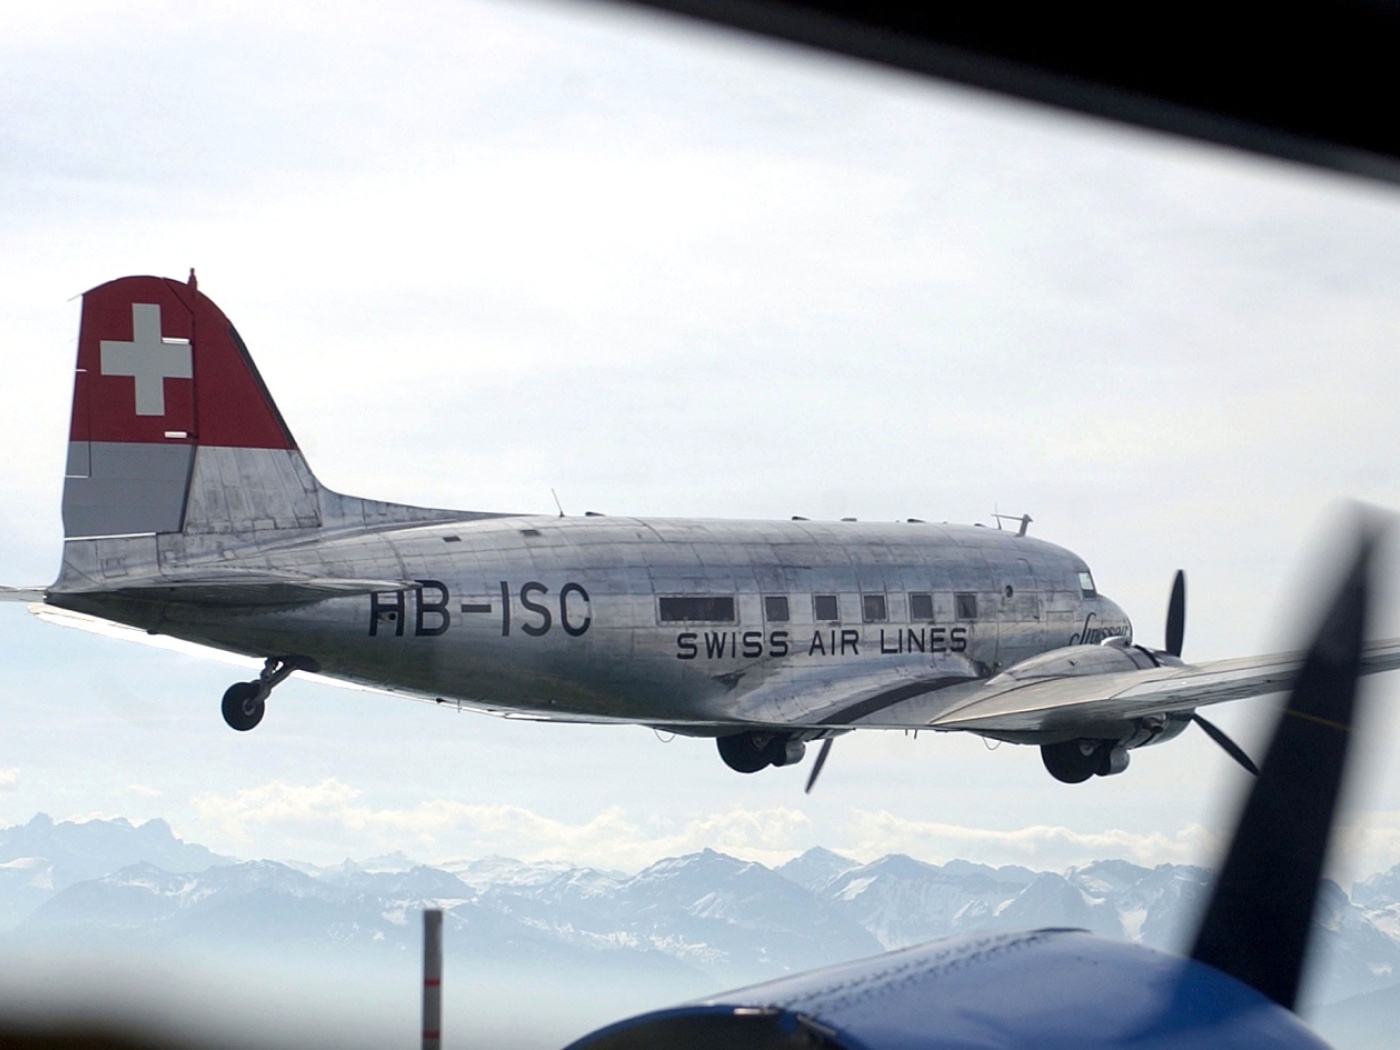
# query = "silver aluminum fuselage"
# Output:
<box><xmin>52</xmin><ymin>515</ymin><xmax>1130</xmax><ymax>732</ymax></box>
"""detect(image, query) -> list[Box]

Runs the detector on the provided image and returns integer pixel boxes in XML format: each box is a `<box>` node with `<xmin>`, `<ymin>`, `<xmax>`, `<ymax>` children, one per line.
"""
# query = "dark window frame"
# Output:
<box><xmin>909</xmin><ymin>592</ymin><xmax>934</xmax><ymax>621</ymax></box>
<box><xmin>658</xmin><ymin>596</ymin><xmax>737</xmax><ymax>623</ymax></box>
<box><xmin>764</xmin><ymin>595</ymin><xmax>790</xmax><ymax>622</ymax></box>
<box><xmin>955</xmin><ymin>592</ymin><xmax>978</xmax><ymax>620</ymax></box>
<box><xmin>862</xmin><ymin>594</ymin><xmax>888</xmax><ymax>623</ymax></box>
<box><xmin>813</xmin><ymin>594</ymin><xmax>840</xmax><ymax>622</ymax></box>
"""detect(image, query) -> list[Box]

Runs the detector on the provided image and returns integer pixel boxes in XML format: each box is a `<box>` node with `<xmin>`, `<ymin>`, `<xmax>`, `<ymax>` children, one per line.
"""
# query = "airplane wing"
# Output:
<box><xmin>642</xmin><ymin>638</ymin><xmax>1400</xmax><ymax>737</ymax></box>
<box><xmin>839</xmin><ymin>639</ymin><xmax>1400</xmax><ymax>733</ymax></box>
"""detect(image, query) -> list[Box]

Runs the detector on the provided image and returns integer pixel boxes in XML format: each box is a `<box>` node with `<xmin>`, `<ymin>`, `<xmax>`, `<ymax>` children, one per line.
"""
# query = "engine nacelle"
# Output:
<box><xmin>1126</xmin><ymin>710</ymin><xmax>1193</xmax><ymax>750</ymax></box>
<box><xmin>565</xmin><ymin>929</ymin><xmax>1330</xmax><ymax>1050</ymax></box>
<box><xmin>992</xmin><ymin>637</ymin><xmax>1182</xmax><ymax>686</ymax></box>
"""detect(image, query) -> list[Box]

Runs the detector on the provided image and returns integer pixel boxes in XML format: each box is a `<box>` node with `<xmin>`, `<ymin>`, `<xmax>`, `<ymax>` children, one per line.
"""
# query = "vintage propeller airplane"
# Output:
<box><xmin>6</xmin><ymin>273</ymin><xmax>1400</xmax><ymax>786</ymax></box>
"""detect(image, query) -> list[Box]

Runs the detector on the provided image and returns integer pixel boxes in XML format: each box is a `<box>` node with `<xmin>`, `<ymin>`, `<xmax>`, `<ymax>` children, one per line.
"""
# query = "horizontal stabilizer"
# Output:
<box><xmin>0</xmin><ymin>586</ymin><xmax>46</xmax><ymax>602</ymax></box>
<box><xmin>56</xmin><ymin>571</ymin><xmax>417</xmax><ymax>607</ymax></box>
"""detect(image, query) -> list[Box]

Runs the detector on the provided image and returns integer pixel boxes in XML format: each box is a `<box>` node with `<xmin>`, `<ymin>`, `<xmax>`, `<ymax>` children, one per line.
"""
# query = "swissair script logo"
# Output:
<box><xmin>99</xmin><ymin>303</ymin><xmax>192</xmax><ymax>417</ymax></box>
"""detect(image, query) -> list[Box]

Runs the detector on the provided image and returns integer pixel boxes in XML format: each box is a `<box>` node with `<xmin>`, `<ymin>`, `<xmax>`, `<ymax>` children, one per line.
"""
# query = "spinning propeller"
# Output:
<box><xmin>804</xmin><ymin>737</ymin><xmax>833</xmax><ymax>794</ymax></box>
<box><xmin>1164</xmin><ymin>569</ymin><xmax>1262</xmax><ymax>776</ymax></box>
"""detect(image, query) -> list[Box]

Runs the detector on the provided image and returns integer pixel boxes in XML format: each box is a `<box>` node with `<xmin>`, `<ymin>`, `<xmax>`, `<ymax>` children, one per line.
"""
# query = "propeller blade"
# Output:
<box><xmin>1189</xmin><ymin>527</ymin><xmax>1375</xmax><ymax>1011</ymax></box>
<box><xmin>1166</xmin><ymin>569</ymin><xmax>1186</xmax><ymax>657</ymax></box>
<box><xmin>1191</xmin><ymin>713</ymin><xmax>1260</xmax><ymax>776</ymax></box>
<box><xmin>804</xmin><ymin>738</ymin><xmax>834</xmax><ymax>794</ymax></box>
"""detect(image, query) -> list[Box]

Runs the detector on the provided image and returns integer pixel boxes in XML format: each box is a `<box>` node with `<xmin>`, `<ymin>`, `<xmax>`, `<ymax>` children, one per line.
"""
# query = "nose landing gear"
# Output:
<box><xmin>220</xmin><ymin>656</ymin><xmax>317</xmax><ymax>732</ymax></box>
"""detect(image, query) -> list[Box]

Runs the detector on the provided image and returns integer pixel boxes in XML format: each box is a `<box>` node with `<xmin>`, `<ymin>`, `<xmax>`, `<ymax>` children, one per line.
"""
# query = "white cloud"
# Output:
<box><xmin>190</xmin><ymin>778</ymin><xmax>1246</xmax><ymax>875</ymax></box>
<box><xmin>842</xmin><ymin>809</ymin><xmax>1225</xmax><ymax>872</ymax></box>
<box><xmin>0</xmin><ymin>768</ymin><xmax>17</xmax><ymax>793</ymax></box>
<box><xmin>124</xmin><ymin>784</ymin><xmax>163</xmax><ymax>799</ymax></box>
<box><xmin>191</xmin><ymin>778</ymin><xmax>814</xmax><ymax>869</ymax></box>
<box><xmin>1332</xmin><ymin>813</ymin><xmax>1400</xmax><ymax>885</ymax></box>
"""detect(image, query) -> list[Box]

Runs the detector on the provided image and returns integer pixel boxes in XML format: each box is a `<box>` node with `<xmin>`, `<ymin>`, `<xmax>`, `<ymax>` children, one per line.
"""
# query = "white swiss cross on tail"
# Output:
<box><xmin>99</xmin><ymin>302</ymin><xmax>192</xmax><ymax>416</ymax></box>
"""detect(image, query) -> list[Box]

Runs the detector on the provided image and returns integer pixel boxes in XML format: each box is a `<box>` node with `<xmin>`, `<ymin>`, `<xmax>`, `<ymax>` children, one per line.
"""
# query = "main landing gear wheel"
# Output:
<box><xmin>1041</xmin><ymin>739</ymin><xmax>1131</xmax><ymax>783</ymax></box>
<box><xmin>1042</xmin><ymin>739</ymin><xmax>1102</xmax><ymax>783</ymax></box>
<box><xmin>717</xmin><ymin>733</ymin><xmax>771</xmax><ymax>773</ymax></box>
<box><xmin>222</xmin><ymin>681</ymin><xmax>266</xmax><ymax>732</ymax></box>
<box><xmin>717</xmin><ymin>732</ymin><xmax>808</xmax><ymax>773</ymax></box>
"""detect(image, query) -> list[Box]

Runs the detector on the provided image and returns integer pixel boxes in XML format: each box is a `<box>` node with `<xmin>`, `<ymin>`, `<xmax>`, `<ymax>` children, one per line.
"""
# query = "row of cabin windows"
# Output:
<box><xmin>657</xmin><ymin>592</ymin><xmax>979</xmax><ymax>625</ymax></box>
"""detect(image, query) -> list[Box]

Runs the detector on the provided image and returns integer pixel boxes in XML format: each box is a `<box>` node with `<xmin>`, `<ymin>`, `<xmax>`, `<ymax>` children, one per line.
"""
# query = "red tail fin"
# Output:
<box><xmin>70</xmin><ymin>274</ymin><xmax>296</xmax><ymax>450</ymax></box>
<box><xmin>63</xmin><ymin>275</ymin><xmax>317</xmax><ymax>539</ymax></box>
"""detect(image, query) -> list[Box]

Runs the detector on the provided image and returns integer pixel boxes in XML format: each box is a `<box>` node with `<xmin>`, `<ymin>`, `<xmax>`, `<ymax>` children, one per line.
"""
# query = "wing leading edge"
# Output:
<box><xmin>833</xmin><ymin>639</ymin><xmax>1400</xmax><ymax>734</ymax></box>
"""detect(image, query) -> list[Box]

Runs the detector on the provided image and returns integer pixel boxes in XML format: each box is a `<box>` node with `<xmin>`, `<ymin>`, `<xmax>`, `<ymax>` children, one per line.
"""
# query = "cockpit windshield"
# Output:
<box><xmin>1078</xmin><ymin>570</ymin><xmax>1097</xmax><ymax>597</ymax></box>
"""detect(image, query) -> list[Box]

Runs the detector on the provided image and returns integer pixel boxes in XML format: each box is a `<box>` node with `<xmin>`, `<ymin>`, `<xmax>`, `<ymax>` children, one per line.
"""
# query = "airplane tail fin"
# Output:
<box><xmin>54</xmin><ymin>273</ymin><xmax>488</xmax><ymax>597</ymax></box>
<box><xmin>62</xmin><ymin>273</ymin><xmax>322</xmax><ymax>540</ymax></box>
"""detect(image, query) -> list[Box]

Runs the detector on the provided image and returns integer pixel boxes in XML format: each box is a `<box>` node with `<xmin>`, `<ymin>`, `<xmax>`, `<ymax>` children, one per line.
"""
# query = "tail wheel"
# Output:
<box><xmin>222</xmin><ymin>681</ymin><xmax>266</xmax><ymax>732</ymax></box>
<box><xmin>717</xmin><ymin>733</ymin><xmax>772</xmax><ymax>773</ymax></box>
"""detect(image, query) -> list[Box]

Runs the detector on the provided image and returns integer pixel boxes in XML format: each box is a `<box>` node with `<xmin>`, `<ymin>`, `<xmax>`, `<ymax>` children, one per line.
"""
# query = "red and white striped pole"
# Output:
<box><xmin>422</xmin><ymin>908</ymin><xmax>443</xmax><ymax>1050</ymax></box>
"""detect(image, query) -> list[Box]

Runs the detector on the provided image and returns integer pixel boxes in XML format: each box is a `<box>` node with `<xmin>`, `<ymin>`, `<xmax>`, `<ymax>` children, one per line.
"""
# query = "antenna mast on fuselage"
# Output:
<box><xmin>992</xmin><ymin>511</ymin><xmax>1034</xmax><ymax>537</ymax></box>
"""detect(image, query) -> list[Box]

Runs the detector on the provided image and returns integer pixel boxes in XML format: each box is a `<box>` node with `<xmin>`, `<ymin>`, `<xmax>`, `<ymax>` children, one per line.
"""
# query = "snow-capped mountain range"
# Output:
<box><xmin>4</xmin><ymin>813</ymin><xmax>1400</xmax><ymax>1010</ymax></box>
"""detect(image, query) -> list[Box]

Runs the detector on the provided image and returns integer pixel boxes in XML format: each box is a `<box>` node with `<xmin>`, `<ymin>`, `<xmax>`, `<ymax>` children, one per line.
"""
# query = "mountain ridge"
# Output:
<box><xmin>5</xmin><ymin>814</ymin><xmax>1400</xmax><ymax>1006</ymax></box>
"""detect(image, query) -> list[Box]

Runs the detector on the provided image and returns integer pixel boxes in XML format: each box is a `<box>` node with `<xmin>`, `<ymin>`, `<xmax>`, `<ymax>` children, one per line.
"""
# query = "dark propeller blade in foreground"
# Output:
<box><xmin>1166</xmin><ymin>569</ymin><xmax>1186</xmax><ymax>658</ymax></box>
<box><xmin>1190</xmin><ymin>528</ymin><xmax>1375</xmax><ymax>1010</ymax></box>
<box><xmin>804</xmin><ymin>738</ymin><xmax>833</xmax><ymax>794</ymax></box>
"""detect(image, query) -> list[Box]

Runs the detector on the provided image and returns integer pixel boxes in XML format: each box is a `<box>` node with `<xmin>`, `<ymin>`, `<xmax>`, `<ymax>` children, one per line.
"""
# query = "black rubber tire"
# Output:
<box><xmin>222</xmin><ymin>681</ymin><xmax>266</xmax><ymax>732</ymax></box>
<box><xmin>717</xmin><ymin>733</ymin><xmax>771</xmax><ymax>773</ymax></box>
<box><xmin>1041</xmin><ymin>739</ymin><xmax>1102</xmax><ymax>784</ymax></box>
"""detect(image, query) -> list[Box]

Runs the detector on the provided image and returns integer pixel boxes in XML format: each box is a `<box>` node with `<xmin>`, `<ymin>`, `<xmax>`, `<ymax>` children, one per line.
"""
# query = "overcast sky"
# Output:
<box><xmin>5</xmin><ymin>0</ymin><xmax>1400</xmax><ymax>898</ymax></box>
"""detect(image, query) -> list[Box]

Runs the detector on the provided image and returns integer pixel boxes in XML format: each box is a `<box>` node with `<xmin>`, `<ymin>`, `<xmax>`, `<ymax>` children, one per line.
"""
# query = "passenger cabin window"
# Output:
<box><xmin>909</xmin><ymin>592</ymin><xmax>934</xmax><ymax>621</ymax></box>
<box><xmin>764</xmin><ymin>595</ymin><xmax>790</xmax><ymax>622</ymax></box>
<box><xmin>863</xmin><ymin>594</ymin><xmax>887</xmax><ymax>622</ymax></box>
<box><xmin>1078</xmin><ymin>571</ymin><xmax>1097</xmax><ymax>597</ymax></box>
<box><xmin>658</xmin><ymin>596</ymin><xmax>736</xmax><ymax>623</ymax></box>
<box><xmin>814</xmin><ymin>594</ymin><xmax>839</xmax><ymax>622</ymax></box>
<box><xmin>955</xmin><ymin>592</ymin><xmax>978</xmax><ymax>620</ymax></box>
